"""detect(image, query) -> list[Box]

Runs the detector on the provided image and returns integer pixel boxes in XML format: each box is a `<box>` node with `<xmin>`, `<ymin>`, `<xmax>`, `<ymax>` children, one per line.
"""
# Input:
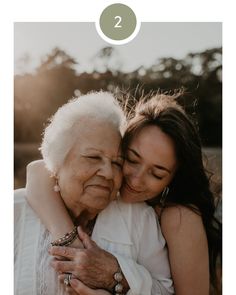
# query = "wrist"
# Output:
<box><xmin>107</xmin><ymin>259</ymin><xmax>129</xmax><ymax>294</ymax></box>
<box><xmin>50</xmin><ymin>223</ymin><xmax>75</xmax><ymax>240</ymax></box>
<box><xmin>68</xmin><ymin>236</ymin><xmax>84</xmax><ymax>249</ymax></box>
<box><xmin>51</xmin><ymin>226</ymin><xmax>78</xmax><ymax>247</ymax></box>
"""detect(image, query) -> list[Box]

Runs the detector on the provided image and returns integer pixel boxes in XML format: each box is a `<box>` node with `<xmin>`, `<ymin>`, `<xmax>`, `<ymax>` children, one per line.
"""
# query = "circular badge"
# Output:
<box><xmin>96</xmin><ymin>3</ymin><xmax>140</xmax><ymax>45</ymax></box>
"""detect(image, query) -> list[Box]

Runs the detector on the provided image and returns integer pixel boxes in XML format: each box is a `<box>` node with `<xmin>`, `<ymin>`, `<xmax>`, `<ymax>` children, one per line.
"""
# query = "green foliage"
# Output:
<box><xmin>14</xmin><ymin>47</ymin><xmax>222</xmax><ymax>146</ymax></box>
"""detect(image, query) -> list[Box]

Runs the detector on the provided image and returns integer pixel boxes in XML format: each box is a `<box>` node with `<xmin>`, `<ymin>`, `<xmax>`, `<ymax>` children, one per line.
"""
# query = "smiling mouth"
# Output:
<box><xmin>124</xmin><ymin>182</ymin><xmax>143</xmax><ymax>194</ymax></box>
<box><xmin>88</xmin><ymin>185</ymin><xmax>111</xmax><ymax>193</ymax></box>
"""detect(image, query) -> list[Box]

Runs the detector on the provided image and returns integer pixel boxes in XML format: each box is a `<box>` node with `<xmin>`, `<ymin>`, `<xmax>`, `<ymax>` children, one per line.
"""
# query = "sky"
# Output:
<box><xmin>14</xmin><ymin>22</ymin><xmax>222</xmax><ymax>74</ymax></box>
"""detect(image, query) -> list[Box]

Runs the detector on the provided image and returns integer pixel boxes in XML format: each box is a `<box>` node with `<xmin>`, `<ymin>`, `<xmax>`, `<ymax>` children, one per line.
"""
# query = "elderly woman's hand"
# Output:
<box><xmin>58</xmin><ymin>275</ymin><xmax>111</xmax><ymax>295</ymax></box>
<box><xmin>49</xmin><ymin>227</ymin><xmax>123</xmax><ymax>292</ymax></box>
<box><xmin>70</xmin><ymin>279</ymin><xmax>111</xmax><ymax>295</ymax></box>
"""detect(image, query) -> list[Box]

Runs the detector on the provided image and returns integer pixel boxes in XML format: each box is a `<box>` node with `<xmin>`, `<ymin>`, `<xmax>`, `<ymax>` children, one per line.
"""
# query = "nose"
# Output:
<box><xmin>97</xmin><ymin>159</ymin><xmax>113</xmax><ymax>180</ymax></box>
<box><xmin>128</xmin><ymin>168</ymin><xmax>145</xmax><ymax>187</ymax></box>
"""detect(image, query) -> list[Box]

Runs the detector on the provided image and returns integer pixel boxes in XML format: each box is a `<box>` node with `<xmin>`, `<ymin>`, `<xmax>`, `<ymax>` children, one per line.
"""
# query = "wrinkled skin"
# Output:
<box><xmin>58</xmin><ymin>275</ymin><xmax>111</xmax><ymax>295</ymax></box>
<box><xmin>49</xmin><ymin>227</ymin><xmax>119</xmax><ymax>292</ymax></box>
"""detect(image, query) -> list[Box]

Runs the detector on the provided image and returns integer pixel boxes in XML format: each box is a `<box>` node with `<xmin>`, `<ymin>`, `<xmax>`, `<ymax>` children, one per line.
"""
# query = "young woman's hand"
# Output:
<box><xmin>26</xmin><ymin>160</ymin><xmax>83</xmax><ymax>248</ymax></box>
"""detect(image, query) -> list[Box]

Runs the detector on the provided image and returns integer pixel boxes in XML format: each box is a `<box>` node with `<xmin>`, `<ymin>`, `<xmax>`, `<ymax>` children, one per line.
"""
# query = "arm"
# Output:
<box><xmin>159</xmin><ymin>206</ymin><xmax>209</xmax><ymax>295</ymax></box>
<box><xmin>26</xmin><ymin>161</ymin><xmax>128</xmax><ymax>292</ymax></box>
<box><xmin>25</xmin><ymin>160</ymin><xmax>82</xmax><ymax>247</ymax></box>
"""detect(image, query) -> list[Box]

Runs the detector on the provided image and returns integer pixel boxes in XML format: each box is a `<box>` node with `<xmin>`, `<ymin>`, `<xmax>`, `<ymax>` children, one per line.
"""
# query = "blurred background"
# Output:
<box><xmin>14</xmin><ymin>23</ymin><xmax>222</xmax><ymax>205</ymax></box>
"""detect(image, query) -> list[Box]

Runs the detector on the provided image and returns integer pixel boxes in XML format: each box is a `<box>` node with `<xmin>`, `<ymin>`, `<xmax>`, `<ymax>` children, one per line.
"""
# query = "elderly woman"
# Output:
<box><xmin>15</xmin><ymin>91</ymin><xmax>173</xmax><ymax>295</ymax></box>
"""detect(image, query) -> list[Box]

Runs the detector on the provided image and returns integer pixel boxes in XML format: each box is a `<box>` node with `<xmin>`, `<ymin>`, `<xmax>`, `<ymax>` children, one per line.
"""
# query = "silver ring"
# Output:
<box><xmin>64</xmin><ymin>273</ymin><xmax>72</xmax><ymax>286</ymax></box>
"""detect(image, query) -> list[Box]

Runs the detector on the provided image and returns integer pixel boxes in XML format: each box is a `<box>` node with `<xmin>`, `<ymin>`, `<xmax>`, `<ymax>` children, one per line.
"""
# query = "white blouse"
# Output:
<box><xmin>14</xmin><ymin>188</ymin><xmax>174</xmax><ymax>295</ymax></box>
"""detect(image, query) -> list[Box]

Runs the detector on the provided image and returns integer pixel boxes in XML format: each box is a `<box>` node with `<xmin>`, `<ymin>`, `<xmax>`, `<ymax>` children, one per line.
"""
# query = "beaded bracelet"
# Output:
<box><xmin>51</xmin><ymin>226</ymin><xmax>78</xmax><ymax>247</ymax></box>
<box><xmin>113</xmin><ymin>267</ymin><xmax>124</xmax><ymax>295</ymax></box>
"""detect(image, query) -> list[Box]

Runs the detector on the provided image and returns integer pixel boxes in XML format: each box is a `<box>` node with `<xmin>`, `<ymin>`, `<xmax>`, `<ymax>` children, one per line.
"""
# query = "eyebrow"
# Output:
<box><xmin>128</xmin><ymin>148</ymin><xmax>171</xmax><ymax>174</ymax></box>
<box><xmin>84</xmin><ymin>148</ymin><xmax>123</xmax><ymax>159</ymax></box>
<box><xmin>84</xmin><ymin>148</ymin><xmax>100</xmax><ymax>152</ymax></box>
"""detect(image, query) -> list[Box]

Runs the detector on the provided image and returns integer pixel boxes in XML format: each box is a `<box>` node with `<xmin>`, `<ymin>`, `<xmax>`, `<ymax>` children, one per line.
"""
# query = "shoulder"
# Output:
<box><xmin>117</xmin><ymin>197</ymin><xmax>152</xmax><ymax>211</ymax></box>
<box><xmin>102</xmin><ymin>199</ymin><xmax>157</xmax><ymax>233</ymax></box>
<box><xmin>117</xmin><ymin>200</ymin><xmax>160</xmax><ymax>236</ymax></box>
<box><xmin>159</xmin><ymin>205</ymin><xmax>206</xmax><ymax>242</ymax></box>
<box><xmin>117</xmin><ymin>199</ymin><xmax>155</xmax><ymax>219</ymax></box>
<box><xmin>106</xmin><ymin>199</ymin><xmax>158</xmax><ymax>229</ymax></box>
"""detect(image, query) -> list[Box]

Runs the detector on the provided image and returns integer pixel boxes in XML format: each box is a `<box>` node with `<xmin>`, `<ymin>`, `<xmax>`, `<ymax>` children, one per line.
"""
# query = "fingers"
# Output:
<box><xmin>77</xmin><ymin>226</ymin><xmax>96</xmax><ymax>250</ymax></box>
<box><xmin>49</xmin><ymin>246</ymin><xmax>81</xmax><ymax>259</ymax></box>
<box><xmin>59</xmin><ymin>275</ymin><xmax>112</xmax><ymax>295</ymax></box>
<box><xmin>70</xmin><ymin>279</ymin><xmax>96</xmax><ymax>295</ymax></box>
<box><xmin>70</xmin><ymin>280</ymin><xmax>111</xmax><ymax>295</ymax></box>
<box><xmin>53</xmin><ymin>255</ymin><xmax>68</xmax><ymax>261</ymax></box>
<box><xmin>65</xmin><ymin>286</ymin><xmax>77</xmax><ymax>295</ymax></box>
<box><xmin>51</xmin><ymin>260</ymin><xmax>76</xmax><ymax>273</ymax></box>
<box><xmin>58</xmin><ymin>274</ymin><xmax>78</xmax><ymax>295</ymax></box>
<box><xmin>58</xmin><ymin>273</ymin><xmax>76</xmax><ymax>284</ymax></box>
<box><xmin>65</xmin><ymin>287</ymin><xmax>78</xmax><ymax>295</ymax></box>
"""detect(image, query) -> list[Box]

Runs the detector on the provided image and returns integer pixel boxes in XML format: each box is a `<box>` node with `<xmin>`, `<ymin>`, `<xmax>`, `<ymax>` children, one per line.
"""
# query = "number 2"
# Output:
<box><xmin>114</xmin><ymin>16</ymin><xmax>122</xmax><ymax>28</ymax></box>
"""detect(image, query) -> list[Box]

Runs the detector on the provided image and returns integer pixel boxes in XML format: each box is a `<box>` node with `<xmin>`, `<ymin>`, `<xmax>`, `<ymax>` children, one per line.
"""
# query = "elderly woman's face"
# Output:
<box><xmin>121</xmin><ymin>125</ymin><xmax>177</xmax><ymax>203</ymax></box>
<box><xmin>57</xmin><ymin>119</ymin><xmax>123</xmax><ymax>218</ymax></box>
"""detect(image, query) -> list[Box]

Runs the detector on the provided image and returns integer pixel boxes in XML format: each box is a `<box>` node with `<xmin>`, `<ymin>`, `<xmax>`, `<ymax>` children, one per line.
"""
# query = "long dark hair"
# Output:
<box><xmin>121</xmin><ymin>91</ymin><xmax>222</xmax><ymax>290</ymax></box>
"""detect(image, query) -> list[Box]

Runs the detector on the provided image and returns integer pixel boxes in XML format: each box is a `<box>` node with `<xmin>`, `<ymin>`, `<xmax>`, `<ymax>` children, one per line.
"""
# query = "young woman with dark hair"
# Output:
<box><xmin>121</xmin><ymin>93</ymin><xmax>221</xmax><ymax>294</ymax></box>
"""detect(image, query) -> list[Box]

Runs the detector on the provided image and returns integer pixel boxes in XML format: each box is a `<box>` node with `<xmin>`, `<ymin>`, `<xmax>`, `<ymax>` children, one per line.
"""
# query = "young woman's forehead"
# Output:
<box><xmin>129</xmin><ymin>125</ymin><xmax>177</xmax><ymax>169</ymax></box>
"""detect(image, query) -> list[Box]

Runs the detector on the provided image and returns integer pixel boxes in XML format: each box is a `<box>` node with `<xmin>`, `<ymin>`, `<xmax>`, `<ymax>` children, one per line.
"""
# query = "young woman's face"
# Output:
<box><xmin>120</xmin><ymin>125</ymin><xmax>178</xmax><ymax>203</ymax></box>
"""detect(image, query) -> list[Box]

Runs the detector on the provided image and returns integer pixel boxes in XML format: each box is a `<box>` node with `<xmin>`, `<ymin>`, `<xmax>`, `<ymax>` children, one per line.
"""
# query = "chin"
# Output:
<box><xmin>91</xmin><ymin>197</ymin><xmax>110</xmax><ymax>210</ymax></box>
<box><xmin>81</xmin><ymin>192</ymin><xmax>110</xmax><ymax>210</ymax></box>
<box><xmin>120</xmin><ymin>194</ymin><xmax>136</xmax><ymax>203</ymax></box>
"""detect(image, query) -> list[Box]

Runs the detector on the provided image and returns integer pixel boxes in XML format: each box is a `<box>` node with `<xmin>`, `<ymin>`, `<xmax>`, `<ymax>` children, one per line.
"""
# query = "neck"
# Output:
<box><xmin>69</xmin><ymin>206</ymin><xmax>98</xmax><ymax>228</ymax></box>
<box><xmin>73</xmin><ymin>209</ymin><xmax>98</xmax><ymax>236</ymax></box>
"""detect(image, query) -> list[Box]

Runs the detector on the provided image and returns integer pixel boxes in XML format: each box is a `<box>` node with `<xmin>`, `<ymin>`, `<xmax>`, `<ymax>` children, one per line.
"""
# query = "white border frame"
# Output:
<box><xmin>1</xmin><ymin>1</ymin><xmax>234</xmax><ymax>294</ymax></box>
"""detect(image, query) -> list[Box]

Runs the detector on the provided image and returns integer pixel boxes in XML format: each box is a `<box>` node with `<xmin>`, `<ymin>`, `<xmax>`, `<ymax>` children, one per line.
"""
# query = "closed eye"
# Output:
<box><xmin>87</xmin><ymin>156</ymin><xmax>100</xmax><ymax>159</ymax></box>
<box><xmin>112</xmin><ymin>160</ymin><xmax>123</xmax><ymax>168</ymax></box>
<box><xmin>85</xmin><ymin>156</ymin><xmax>101</xmax><ymax>161</ymax></box>
<box><xmin>152</xmin><ymin>174</ymin><xmax>163</xmax><ymax>180</ymax></box>
<box><xmin>126</xmin><ymin>157</ymin><xmax>138</xmax><ymax>164</ymax></box>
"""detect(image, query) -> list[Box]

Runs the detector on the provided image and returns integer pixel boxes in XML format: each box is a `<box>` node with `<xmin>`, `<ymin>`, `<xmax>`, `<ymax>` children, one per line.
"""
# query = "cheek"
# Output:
<box><xmin>75</xmin><ymin>162</ymin><xmax>99</xmax><ymax>185</ymax></box>
<box><xmin>63</xmin><ymin>178</ymin><xmax>83</xmax><ymax>203</ymax></box>
<box><xmin>148</xmin><ymin>182</ymin><xmax>164</xmax><ymax>196</ymax></box>
<box><xmin>117</xmin><ymin>171</ymin><xmax>123</xmax><ymax>188</ymax></box>
<box><xmin>59</xmin><ymin>170</ymin><xmax>85</xmax><ymax>202</ymax></box>
<box><xmin>113</xmin><ymin>169</ymin><xmax>123</xmax><ymax>189</ymax></box>
<box><xmin>147</xmin><ymin>177</ymin><xmax>171</xmax><ymax>198</ymax></box>
<box><xmin>122</xmin><ymin>161</ymin><xmax>135</xmax><ymax>177</ymax></box>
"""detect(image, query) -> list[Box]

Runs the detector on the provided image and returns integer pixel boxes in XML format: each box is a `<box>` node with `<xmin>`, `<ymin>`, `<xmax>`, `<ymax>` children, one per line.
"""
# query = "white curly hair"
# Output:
<box><xmin>40</xmin><ymin>91</ymin><xmax>126</xmax><ymax>173</ymax></box>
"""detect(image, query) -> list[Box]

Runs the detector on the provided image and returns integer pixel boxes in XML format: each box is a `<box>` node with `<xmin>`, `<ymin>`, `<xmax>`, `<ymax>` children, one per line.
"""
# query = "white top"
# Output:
<box><xmin>14</xmin><ymin>188</ymin><xmax>174</xmax><ymax>295</ymax></box>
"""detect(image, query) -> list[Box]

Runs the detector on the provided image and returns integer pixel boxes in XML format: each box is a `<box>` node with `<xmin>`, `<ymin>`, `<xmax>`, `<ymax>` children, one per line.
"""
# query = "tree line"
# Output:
<box><xmin>14</xmin><ymin>46</ymin><xmax>222</xmax><ymax>146</ymax></box>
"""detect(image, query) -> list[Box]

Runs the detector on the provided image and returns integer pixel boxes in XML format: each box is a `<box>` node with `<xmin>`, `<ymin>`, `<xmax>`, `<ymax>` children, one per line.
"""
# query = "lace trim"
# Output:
<box><xmin>15</xmin><ymin>191</ymin><xmax>67</xmax><ymax>295</ymax></box>
<box><xmin>14</xmin><ymin>198</ymin><xmax>40</xmax><ymax>294</ymax></box>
